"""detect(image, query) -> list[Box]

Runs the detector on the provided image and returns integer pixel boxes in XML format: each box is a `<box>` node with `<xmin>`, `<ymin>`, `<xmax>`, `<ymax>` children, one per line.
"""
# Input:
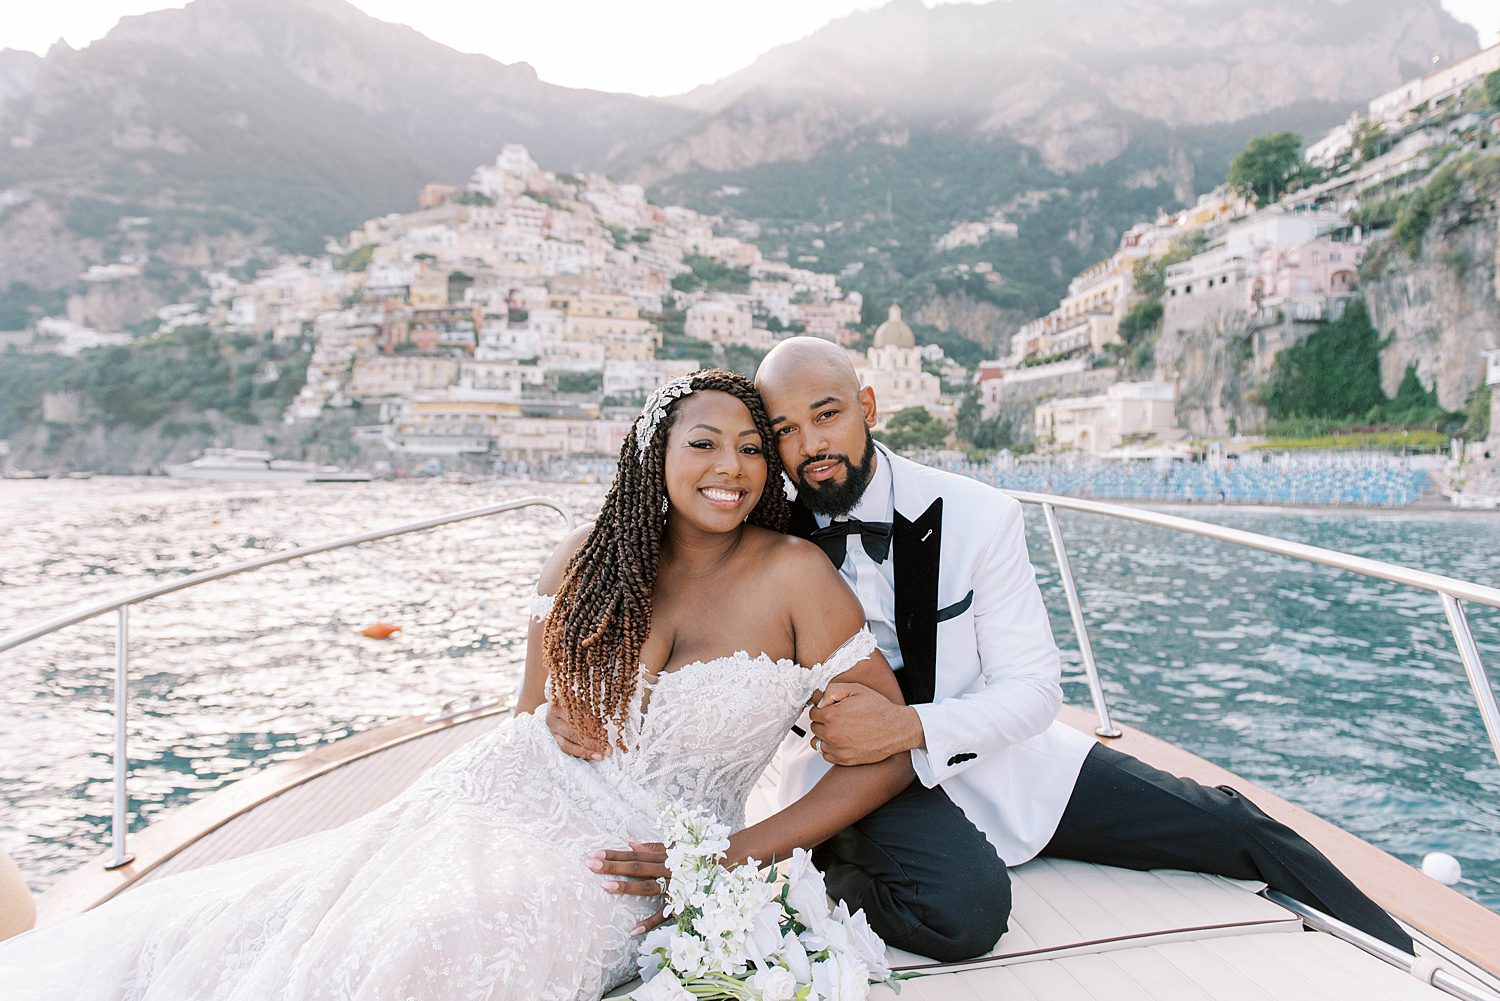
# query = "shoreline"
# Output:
<box><xmin>5</xmin><ymin>475</ymin><xmax>1499</xmax><ymax>521</ymax></box>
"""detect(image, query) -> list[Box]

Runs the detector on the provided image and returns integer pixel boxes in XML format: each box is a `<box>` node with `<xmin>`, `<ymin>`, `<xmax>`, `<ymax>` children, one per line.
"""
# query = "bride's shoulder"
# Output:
<box><xmin>536</xmin><ymin>522</ymin><xmax>595</xmax><ymax>594</ymax></box>
<box><xmin>744</xmin><ymin>527</ymin><xmax>843</xmax><ymax>587</ymax></box>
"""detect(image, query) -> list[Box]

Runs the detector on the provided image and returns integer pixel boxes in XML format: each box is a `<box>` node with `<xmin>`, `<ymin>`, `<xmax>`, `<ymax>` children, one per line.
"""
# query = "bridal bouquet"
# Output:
<box><xmin>630</xmin><ymin>803</ymin><xmax>910</xmax><ymax>1001</ymax></box>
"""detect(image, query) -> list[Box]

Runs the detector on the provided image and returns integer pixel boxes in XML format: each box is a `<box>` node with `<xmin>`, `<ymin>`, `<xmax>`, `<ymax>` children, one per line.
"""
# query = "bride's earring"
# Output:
<box><xmin>661</xmin><ymin>496</ymin><xmax>669</xmax><ymax>515</ymax></box>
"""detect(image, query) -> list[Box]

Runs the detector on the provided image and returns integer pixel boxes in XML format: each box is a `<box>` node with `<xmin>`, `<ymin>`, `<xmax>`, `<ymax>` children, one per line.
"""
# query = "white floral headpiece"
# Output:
<box><xmin>634</xmin><ymin>375</ymin><xmax>696</xmax><ymax>464</ymax></box>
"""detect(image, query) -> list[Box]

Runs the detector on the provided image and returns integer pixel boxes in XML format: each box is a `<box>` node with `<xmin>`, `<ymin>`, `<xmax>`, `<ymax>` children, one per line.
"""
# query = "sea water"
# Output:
<box><xmin>0</xmin><ymin>478</ymin><xmax>1496</xmax><ymax>913</ymax></box>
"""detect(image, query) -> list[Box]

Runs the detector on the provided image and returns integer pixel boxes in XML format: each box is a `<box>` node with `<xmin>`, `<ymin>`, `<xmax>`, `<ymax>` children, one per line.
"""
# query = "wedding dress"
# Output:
<box><xmin>0</xmin><ymin>594</ymin><xmax>875</xmax><ymax>1001</ymax></box>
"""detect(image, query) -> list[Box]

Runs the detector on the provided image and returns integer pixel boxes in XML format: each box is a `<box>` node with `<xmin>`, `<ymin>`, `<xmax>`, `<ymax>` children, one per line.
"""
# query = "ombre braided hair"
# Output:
<box><xmin>544</xmin><ymin>368</ymin><xmax>791</xmax><ymax>748</ymax></box>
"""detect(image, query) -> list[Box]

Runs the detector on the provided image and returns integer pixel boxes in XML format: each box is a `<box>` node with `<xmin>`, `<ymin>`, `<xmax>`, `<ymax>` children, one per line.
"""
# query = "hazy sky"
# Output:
<box><xmin>5</xmin><ymin>0</ymin><xmax>1498</xmax><ymax>97</ymax></box>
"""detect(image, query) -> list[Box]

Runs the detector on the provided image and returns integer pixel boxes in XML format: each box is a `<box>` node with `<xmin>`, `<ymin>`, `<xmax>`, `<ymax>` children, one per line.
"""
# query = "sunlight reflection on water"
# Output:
<box><xmin>1</xmin><ymin>479</ymin><xmax>1497</xmax><ymax>913</ymax></box>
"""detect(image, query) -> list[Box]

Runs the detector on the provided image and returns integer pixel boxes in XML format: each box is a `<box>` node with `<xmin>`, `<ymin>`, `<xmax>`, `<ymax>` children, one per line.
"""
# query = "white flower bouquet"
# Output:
<box><xmin>630</xmin><ymin>803</ymin><xmax>915</xmax><ymax>1001</ymax></box>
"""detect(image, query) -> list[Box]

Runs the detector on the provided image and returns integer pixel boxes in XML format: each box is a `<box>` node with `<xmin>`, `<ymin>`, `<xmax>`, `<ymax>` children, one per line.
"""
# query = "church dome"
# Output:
<box><xmin>872</xmin><ymin>304</ymin><xmax>915</xmax><ymax>348</ymax></box>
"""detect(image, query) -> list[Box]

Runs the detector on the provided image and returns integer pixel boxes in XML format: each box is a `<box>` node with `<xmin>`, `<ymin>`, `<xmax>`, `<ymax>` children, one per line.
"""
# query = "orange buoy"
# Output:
<box><xmin>361</xmin><ymin>622</ymin><xmax>401</xmax><ymax>639</ymax></box>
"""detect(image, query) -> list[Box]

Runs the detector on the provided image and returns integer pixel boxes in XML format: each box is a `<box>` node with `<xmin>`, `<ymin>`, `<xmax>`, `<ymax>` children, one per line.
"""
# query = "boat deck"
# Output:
<box><xmin>31</xmin><ymin>705</ymin><xmax>1500</xmax><ymax>1000</ymax></box>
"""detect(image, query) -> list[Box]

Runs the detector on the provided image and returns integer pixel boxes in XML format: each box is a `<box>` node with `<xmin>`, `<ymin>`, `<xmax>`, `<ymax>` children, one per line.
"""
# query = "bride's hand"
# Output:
<box><xmin>546</xmin><ymin>701</ymin><xmax>609</xmax><ymax>760</ymax></box>
<box><xmin>588</xmin><ymin>841</ymin><xmax>670</xmax><ymax>933</ymax></box>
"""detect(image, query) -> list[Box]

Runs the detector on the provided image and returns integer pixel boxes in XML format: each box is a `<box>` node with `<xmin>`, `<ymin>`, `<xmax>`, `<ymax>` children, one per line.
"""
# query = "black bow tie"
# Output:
<box><xmin>810</xmin><ymin>517</ymin><xmax>892</xmax><ymax>566</ymax></box>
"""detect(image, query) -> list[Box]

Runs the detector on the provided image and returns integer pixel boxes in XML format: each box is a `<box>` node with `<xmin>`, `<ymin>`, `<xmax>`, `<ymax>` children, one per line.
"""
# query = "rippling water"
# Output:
<box><xmin>1</xmin><ymin>478</ymin><xmax>1497</xmax><ymax>915</ymax></box>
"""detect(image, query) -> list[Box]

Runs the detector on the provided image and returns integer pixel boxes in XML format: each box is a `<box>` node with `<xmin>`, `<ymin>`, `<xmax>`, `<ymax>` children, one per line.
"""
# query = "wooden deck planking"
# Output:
<box><xmin>1057</xmin><ymin>705</ymin><xmax>1500</xmax><ymax>979</ymax></box>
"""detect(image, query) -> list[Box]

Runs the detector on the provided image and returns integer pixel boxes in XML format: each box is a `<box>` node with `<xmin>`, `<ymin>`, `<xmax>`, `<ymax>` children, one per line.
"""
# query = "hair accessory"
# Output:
<box><xmin>635</xmin><ymin>375</ymin><xmax>696</xmax><ymax>464</ymax></box>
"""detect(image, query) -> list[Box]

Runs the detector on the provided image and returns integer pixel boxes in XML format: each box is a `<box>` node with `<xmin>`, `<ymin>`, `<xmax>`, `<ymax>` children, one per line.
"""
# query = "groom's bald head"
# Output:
<box><xmin>756</xmin><ymin>336</ymin><xmax>862</xmax><ymax>399</ymax></box>
<box><xmin>756</xmin><ymin>337</ymin><xmax>880</xmax><ymax>515</ymax></box>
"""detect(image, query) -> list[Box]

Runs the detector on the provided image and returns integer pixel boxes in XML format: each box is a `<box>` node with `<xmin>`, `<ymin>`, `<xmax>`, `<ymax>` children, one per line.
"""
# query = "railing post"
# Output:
<box><xmin>1041</xmin><ymin>503</ymin><xmax>1122</xmax><ymax>738</ymax></box>
<box><xmin>1439</xmin><ymin>594</ymin><xmax>1500</xmax><ymax>771</ymax></box>
<box><xmin>105</xmin><ymin>606</ymin><xmax>134</xmax><ymax>871</ymax></box>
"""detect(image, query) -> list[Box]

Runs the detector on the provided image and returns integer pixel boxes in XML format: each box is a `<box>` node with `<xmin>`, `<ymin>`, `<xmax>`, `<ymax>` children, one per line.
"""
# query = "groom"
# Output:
<box><xmin>572</xmin><ymin>338</ymin><xmax>1413</xmax><ymax>960</ymax></box>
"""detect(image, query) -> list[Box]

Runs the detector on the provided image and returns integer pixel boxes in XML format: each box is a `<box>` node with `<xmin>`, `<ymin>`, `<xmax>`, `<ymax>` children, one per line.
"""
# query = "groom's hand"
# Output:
<box><xmin>546</xmin><ymin>702</ymin><xmax>609</xmax><ymax>760</ymax></box>
<box><xmin>810</xmin><ymin>683</ymin><xmax>924</xmax><ymax>765</ymax></box>
<box><xmin>589</xmin><ymin>842</ymin><xmax>670</xmax><ymax>933</ymax></box>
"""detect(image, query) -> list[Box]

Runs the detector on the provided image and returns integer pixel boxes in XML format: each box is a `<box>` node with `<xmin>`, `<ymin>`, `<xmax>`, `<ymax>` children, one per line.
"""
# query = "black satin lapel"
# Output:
<box><xmin>893</xmin><ymin>497</ymin><xmax>942</xmax><ymax>706</ymax></box>
<box><xmin>787</xmin><ymin>501</ymin><xmax>818</xmax><ymax>540</ymax></box>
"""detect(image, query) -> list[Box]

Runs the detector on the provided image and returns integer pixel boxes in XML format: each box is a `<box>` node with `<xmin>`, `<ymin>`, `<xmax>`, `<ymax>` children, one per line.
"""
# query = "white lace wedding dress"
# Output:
<box><xmin>0</xmin><ymin>596</ymin><xmax>875</xmax><ymax>1001</ymax></box>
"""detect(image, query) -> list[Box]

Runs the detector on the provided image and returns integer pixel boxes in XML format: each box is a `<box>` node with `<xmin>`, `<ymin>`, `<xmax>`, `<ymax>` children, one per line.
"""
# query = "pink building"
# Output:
<box><xmin>1249</xmin><ymin>237</ymin><xmax>1364</xmax><ymax>322</ymax></box>
<box><xmin>797</xmin><ymin>304</ymin><xmax>857</xmax><ymax>344</ymax></box>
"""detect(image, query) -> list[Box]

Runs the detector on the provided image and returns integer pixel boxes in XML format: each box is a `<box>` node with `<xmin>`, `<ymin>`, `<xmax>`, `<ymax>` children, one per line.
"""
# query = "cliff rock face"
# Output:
<box><xmin>912</xmin><ymin>294</ymin><xmax>1036</xmax><ymax>353</ymax></box>
<box><xmin>0</xmin><ymin>195</ymin><xmax>92</xmax><ymax>291</ymax></box>
<box><xmin>1362</xmin><ymin>182</ymin><xmax>1500</xmax><ymax>411</ymax></box>
<box><xmin>642</xmin><ymin>0</ymin><xmax>1475</xmax><ymax>180</ymax></box>
<box><xmin>1155</xmin><ymin>158</ymin><xmax>1500</xmax><ymax>437</ymax></box>
<box><xmin>628</xmin><ymin>101</ymin><xmax>876</xmax><ymax>189</ymax></box>
<box><xmin>1155</xmin><ymin>285</ymin><xmax>1260</xmax><ymax>436</ymax></box>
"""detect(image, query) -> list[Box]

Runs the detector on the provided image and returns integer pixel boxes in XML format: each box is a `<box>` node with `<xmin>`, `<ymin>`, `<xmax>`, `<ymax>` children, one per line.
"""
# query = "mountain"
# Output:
<box><xmin>634</xmin><ymin>0</ymin><xmax>1479</xmax><ymax>347</ymax></box>
<box><xmin>0</xmin><ymin>0</ymin><xmax>696</xmax><ymax>315</ymax></box>
<box><xmin>0</xmin><ymin>0</ymin><xmax>1483</xmax><ymax>345</ymax></box>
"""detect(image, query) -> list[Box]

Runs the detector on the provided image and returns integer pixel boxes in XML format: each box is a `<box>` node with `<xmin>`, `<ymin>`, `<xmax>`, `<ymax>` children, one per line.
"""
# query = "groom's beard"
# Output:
<box><xmin>795</xmin><ymin>428</ymin><xmax>877</xmax><ymax>517</ymax></box>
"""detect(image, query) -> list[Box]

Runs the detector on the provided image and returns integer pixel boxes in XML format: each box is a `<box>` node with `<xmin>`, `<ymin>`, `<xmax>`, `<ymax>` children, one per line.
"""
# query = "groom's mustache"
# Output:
<box><xmin>797</xmin><ymin>454</ymin><xmax>849</xmax><ymax>481</ymax></box>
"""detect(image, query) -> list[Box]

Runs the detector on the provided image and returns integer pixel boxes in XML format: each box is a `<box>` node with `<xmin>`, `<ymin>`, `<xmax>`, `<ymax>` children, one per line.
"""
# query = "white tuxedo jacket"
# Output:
<box><xmin>777</xmin><ymin>446</ymin><xmax>1094</xmax><ymax>865</ymax></box>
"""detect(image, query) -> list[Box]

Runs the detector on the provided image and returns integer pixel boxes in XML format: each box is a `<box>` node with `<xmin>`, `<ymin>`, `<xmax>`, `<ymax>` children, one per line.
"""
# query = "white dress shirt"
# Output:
<box><xmin>814</xmin><ymin>453</ymin><xmax>904</xmax><ymax>672</ymax></box>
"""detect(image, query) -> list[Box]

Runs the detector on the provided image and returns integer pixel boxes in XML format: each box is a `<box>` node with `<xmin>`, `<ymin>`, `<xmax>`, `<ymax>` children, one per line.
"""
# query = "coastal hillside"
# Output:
<box><xmin>0</xmin><ymin>0</ymin><xmax>694</xmax><ymax>324</ymax></box>
<box><xmin>639</xmin><ymin>0</ymin><xmax>1478</xmax><ymax>349</ymax></box>
<box><xmin>0</xmin><ymin>0</ymin><xmax>1478</xmax><ymax>344</ymax></box>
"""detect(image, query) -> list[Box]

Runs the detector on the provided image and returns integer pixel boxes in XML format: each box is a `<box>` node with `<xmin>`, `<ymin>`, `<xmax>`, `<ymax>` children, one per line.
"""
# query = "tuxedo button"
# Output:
<box><xmin>947</xmin><ymin>752</ymin><xmax>977</xmax><ymax>766</ymax></box>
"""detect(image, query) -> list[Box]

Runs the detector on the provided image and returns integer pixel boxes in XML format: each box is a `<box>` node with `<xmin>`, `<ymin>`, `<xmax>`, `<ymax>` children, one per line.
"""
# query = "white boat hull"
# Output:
<box><xmin>163</xmin><ymin>466</ymin><xmax>314</xmax><ymax>482</ymax></box>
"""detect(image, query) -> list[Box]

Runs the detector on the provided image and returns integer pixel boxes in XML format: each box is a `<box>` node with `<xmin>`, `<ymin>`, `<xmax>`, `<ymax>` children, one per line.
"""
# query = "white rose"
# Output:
<box><xmin>783</xmin><ymin>849</ymin><xmax>832</xmax><ymax>935</ymax></box>
<box><xmin>747</xmin><ymin>898</ymin><xmax>787</xmax><ymax>968</ymax></box>
<box><xmin>811</xmin><ymin>953</ymin><xmax>871</xmax><ymax>1001</ymax></box>
<box><xmin>630</xmin><ymin>967</ymin><xmax>694</xmax><ymax>1001</ymax></box>
<box><xmin>780</xmin><ymin>931</ymin><xmax>812</xmax><ymax>982</ymax></box>
<box><xmin>751</xmin><ymin>965</ymin><xmax>800</xmax><ymax>1001</ymax></box>
<box><xmin>830</xmin><ymin>901</ymin><xmax>891</xmax><ymax>981</ymax></box>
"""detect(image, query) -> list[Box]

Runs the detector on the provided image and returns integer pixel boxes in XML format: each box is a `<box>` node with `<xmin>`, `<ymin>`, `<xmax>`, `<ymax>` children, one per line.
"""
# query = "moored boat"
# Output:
<box><xmin>164</xmin><ymin>448</ymin><xmax>370</xmax><ymax>482</ymax></box>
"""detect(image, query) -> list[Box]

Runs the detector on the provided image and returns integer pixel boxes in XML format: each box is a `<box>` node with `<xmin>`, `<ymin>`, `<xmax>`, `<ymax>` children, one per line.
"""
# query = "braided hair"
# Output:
<box><xmin>544</xmin><ymin>368</ymin><xmax>791</xmax><ymax>748</ymax></box>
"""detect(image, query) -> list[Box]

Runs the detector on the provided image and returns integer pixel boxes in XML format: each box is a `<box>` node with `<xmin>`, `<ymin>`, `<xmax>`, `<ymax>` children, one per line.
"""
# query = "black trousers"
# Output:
<box><xmin>814</xmin><ymin>743</ymin><xmax>1414</xmax><ymax>963</ymax></box>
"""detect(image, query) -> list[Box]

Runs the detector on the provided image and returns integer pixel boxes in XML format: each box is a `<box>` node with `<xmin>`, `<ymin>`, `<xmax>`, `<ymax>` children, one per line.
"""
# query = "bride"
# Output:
<box><xmin>0</xmin><ymin>369</ymin><xmax>911</xmax><ymax>1000</ymax></box>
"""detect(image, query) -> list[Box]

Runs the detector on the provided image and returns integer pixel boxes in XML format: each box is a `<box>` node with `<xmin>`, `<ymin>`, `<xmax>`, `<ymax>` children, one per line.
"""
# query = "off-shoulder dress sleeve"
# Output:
<box><xmin>805</xmin><ymin>628</ymin><xmax>878</xmax><ymax>695</ymax></box>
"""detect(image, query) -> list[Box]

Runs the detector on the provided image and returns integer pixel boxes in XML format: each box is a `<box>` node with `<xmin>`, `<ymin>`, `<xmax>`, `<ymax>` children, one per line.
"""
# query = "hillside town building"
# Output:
<box><xmin>859</xmin><ymin>305</ymin><xmax>942</xmax><ymax>415</ymax></box>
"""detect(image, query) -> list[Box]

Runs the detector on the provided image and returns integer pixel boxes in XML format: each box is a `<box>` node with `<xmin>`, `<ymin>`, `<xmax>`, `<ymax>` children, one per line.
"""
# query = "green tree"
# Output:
<box><xmin>955</xmin><ymin>389</ymin><xmax>983</xmax><ymax>443</ymax></box>
<box><xmin>1485</xmin><ymin>70</ymin><xmax>1500</xmax><ymax>112</ymax></box>
<box><xmin>1228</xmin><ymin>132</ymin><xmax>1306</xmax><ymax>204</ymax></box>
<box><xmin>670</xmin><ymin>255</ymin><xmax>752</xmax><ymax>294</ymax></box>
<box><xmin>555</xmin><ymin>371</ymin><xmax>603</xmax><ymax>394</ymax></box>
<box><xmin>1260</xmin><ymin>300</ymin><xmax>1386</xmax><ymax>420</ymax></box>
<box><xmin>1353</xmin><ymin>120</ymin><xmax>1387</xmax><ymax>162</ymax></box>
<box><xmin>1117</xmin><ymin>300</ymin><xmax>1163</xmax><ymax>345</ymax></box>
<box><xmin>1132</xmin><ymin>233</ymin><xmax>1207</xmax><ymax>300</ymax></box>
<box><xmin>1462</xmin><ymin>381</ymin><xmax>1492</xmax><ymax>440</ymax></box>
<box><xmin>875</xmin><ymin>407</ymin><xmax>950</xmax><ymax>453</ymax></box>
<box><xmin>1382</xmin><ymin>364</ymin><xmax>1446</xmax><ymax>425</ymax></box>
<box><xmin>971</xmin><ymin>416</ymin><xmax>1013</xmax><ymax>451</ymax></box>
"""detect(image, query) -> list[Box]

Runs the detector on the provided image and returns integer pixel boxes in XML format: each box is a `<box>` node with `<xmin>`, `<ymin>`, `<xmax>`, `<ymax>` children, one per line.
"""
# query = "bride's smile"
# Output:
<box><xmin>662</xmin><ymin>390</ymin><xmax>768</xmax><ymax>532</ymax></box>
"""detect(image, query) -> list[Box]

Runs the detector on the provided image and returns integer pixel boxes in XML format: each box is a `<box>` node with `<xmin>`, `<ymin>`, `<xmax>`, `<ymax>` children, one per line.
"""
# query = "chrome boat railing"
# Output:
<box><xmin>1005</xmin><ymin>491</ymin><xmax>1500</xmax><ymax>773</ymax></box>
<box><xmin>0</xmin><ymin>496</ymin><xmax>574</xmax><ymax>870</ymax></box>
<box><xmin>1</xmin><ymin>490</ymin><xmax>1497</xmax><ymax>902</ymax></box>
